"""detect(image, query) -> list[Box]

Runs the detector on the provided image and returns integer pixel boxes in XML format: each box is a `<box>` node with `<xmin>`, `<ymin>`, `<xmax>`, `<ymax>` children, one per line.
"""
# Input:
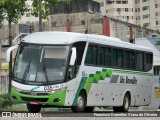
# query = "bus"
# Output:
<box><xmin>135</xmin><ymin>37</ymin><xmax>160</xmax><ymax>109</ymax></box>
<box><xmin>6</xmin><ymin>32</ymin><xmax>153</xmax><ymax>113</ymax></box>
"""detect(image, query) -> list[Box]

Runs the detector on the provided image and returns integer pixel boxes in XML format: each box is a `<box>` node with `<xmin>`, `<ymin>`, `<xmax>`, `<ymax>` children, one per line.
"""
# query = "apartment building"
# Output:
<box><xmin>94</xmin><ymin>0</ymin><xmax>135</xmax><ymax>24</ymax></box>
<box><xmin>95</xmin><ymin>0</ymin><xmax>160</xmax><ymax>31</ymax></box>
<box><xmin>135</xmin><ymin>0</ymin><xmax>160</xmax><ymax>31</ymax></box>
<box><xmin>19</xmin><ymin>0</ymin><xmax>39</xmax><ymax>24</ymax></box>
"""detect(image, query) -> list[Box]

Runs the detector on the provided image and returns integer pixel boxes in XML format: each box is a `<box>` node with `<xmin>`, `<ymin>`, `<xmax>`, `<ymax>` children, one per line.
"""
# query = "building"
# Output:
<box><xmin>94</xmin><ymin>0</ymin><xmax>160</xmax><ymax>31</ymax></box>
<box><xmin>94</xmin><ymin>0</ymin><xmax>135</xmax><ymax>24</ymax></box>
<box><xmin>135</xmin><ymin>0</ymin><xmax>160</xmax><ymax>31</ymax></box>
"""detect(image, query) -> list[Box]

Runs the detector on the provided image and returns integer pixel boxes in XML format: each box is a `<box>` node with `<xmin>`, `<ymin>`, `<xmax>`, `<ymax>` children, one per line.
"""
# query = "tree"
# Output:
<box><xmin>156</xmin><ymin>40</ymin><xmax>160</xmax><ymax>45</ymax></box>
<box><xmin>31</xmin><ymin>0</ymin><xmax>68</xmax><ymax>31</ymax></box>
<box><xmin>2</xmin><ymin>0</ymin><xmax>28</xmax><ymax>41</ymax></box>
<box><xmin>1</xmin><ymin>0</ymin><xmax>28</xmax><ymax>93</ymax></box>
<box><xmin>0</xmin><ymin>0</ymin><xmax>5</xmax><ymax>28</ymax></box>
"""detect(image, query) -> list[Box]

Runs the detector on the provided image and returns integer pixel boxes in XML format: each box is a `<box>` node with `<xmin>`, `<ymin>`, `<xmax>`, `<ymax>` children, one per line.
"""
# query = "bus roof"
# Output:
<box><xmin>22</xmin><ymin>31</ymin><xmax>152</xmax><ymax>52</ymax></box>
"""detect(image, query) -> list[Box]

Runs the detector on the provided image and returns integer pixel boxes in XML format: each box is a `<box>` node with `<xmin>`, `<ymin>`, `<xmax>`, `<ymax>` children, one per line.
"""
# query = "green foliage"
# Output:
<box><xmin>156</xmin><ymin>40</ymin><xmax>160</xmax><ymax>45</ymax></box>
<box><xmin>31</xmin><ymin>0</ymin><xmax>68</xmax><ymax>19</ymax></box>
<box><xmin>0</xmin><ymin>93</ymin><xmax>13</xmax><ymax>109</ymax></box>
<box><xmin>3</xmin><ymin>0</ymin><xmax>28</xmax><ymax>23</ymax></box>
<box><xmin>0</xmin><ymin>0</ymin><xmax>5</xmax><ymax>27</ymax></box>
<box><xmin>0</xmin><ymin>0</ymin><xmax>28</xmax><ymax>27</ymax></box>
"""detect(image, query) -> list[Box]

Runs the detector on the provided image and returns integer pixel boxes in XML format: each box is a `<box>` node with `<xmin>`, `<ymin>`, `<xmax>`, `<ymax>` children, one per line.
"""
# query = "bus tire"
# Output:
<box><xmin>71</xmin><ymin>92</ymin><xmax>86</xmax><ymax>113</ymax></box>
<box><xmin>113</xmin><ymin>94</ymin><xmax>130</xmax><ymax>112</ymax></box>
<box><xmin>84</xmin><ymin>107</ymin><xmax>94</xmax><ymax>113</ymax></box>
<box><xmin>27</xmin><ymin>104</ymin><xmax>41</xmax><ymax>113</ymax></box>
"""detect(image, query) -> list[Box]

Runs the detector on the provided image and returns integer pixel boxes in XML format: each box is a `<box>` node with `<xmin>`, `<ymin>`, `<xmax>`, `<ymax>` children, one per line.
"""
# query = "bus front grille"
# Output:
<box><xmin>20</xmin><ymin>97</ymin><xmax>48</xmax><ymax>102</ymax></box>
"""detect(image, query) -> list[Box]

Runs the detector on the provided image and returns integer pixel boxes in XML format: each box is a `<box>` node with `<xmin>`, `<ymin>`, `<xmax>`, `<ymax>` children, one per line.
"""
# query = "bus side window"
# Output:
<box><xmin>85</xmin><ymin>44</ymin><xmax>98</xmax><ymax>65</ymax></box>
<box><xmin>144</xmin><ymin>53</ymin><xmax>152</xmax><ymax>72</ymax></box>
<box><xmin>136</xmin><ymin>52</ymin><xmax>143</xmax><ymax>71</ymax></box>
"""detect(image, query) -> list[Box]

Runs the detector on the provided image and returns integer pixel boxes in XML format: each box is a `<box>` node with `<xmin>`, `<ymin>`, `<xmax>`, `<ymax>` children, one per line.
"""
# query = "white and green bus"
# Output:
<box><xmin>6</xmin><ymin>32</ymin><xmax>153</xmax><ymax>113</ymax></box>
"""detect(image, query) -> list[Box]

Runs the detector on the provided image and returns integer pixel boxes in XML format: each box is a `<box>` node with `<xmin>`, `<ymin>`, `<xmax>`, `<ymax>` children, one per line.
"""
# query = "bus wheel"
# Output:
<box><xmin>27</xmin><ymin>104</ymin><xmax>41</xmax><ymax>113</ymax></box>
<box><xmin>113</xmin><ymin>94</ymin><xmax>130</xmax><ymax>112</ymax></box>
<box><xmin>84</xmin><ymin>107</ymin><xmax>94</xmax><ymax>113</ymax></box>
<box><xmin>71</xmin><ymin>92</ymin><xmax>86</xmax><ymax>113</ymax></box>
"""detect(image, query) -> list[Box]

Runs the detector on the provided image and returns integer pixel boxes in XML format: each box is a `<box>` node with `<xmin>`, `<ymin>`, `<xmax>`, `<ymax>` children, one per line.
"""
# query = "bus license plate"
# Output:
<box><xmin>29</xmin><ymin>101</ymin><xmax>40</xmax><ymax>105</ymax></box>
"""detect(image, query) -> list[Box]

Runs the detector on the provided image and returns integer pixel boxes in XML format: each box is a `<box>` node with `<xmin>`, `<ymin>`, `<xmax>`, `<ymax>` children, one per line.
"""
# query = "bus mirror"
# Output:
<box><xmin>70</xmin><ymin>47</ymin><xmax>77</xmax><ymax>66</ymax></box>
<box><xmin>6</xmin><ymin>45</ymin><xmax>19</xmax><ymax>62</ymax></box>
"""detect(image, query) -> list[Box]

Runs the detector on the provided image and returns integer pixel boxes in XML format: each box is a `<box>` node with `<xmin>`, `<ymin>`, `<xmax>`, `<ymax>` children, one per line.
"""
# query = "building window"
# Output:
<box><xmin>126</xmin><ymin>16</ymin><xmax>129</xmax><ymax>19</ymax></box>
<box><xmin>154</xmin><ymin>66</ymin><xmax>160</xmax><ymax>75</ymax></box>
<box><xmin>125</xmin><ymin>8</ymin><xmax>128</xmax><ymax>12</ymax></box>
<box><xmin>143</xmin><ymin>23</ymin><xmax>149</xmax><ymax>27</ymax></box>
<box><xmin>100</xmin><ymin>2</ymin><xmax>104</xmax><ymax>7</ymax></box>
<box><xmin>156</xmin><ymin>21</ymin><xmax>158</xmax><ymax>25</ymax></box>
<box><xmin>135</xmin><ymin>0</ymin><xmax>140</xmax><ymax>4</ymax></box>
<box><xmin>122</xmin><ymin>1</ymin><xmax>128</xmax><ymax>4</ymax></box>
<box><xmin>142</xmin><ymin>0</ymin><xmax>148</xmax><ymax>2</ymax></box>
<box><xmin>138</xmin><ymin>16</ymin><xmax>141</xmax><ymax>20</ymax></box>
<box><xmin>116</xmin><ymin>1</ymin><xmax>121</xmax><ymax>4</ymax></box>
<box><xmin>143</xmin><ymin>14</ymin><xmax>149</xmax><ymax>19</ymax></box>
<box><xmin>155</xmin><ymin>4</ymin><xmax>158</xmax><ymax>8</ymax></box>
<box><xmin>117</xmin><ymin>8</ymin><xmax>121</xmax><ymax>12</ymax></box>
<box><xmin>142</xmin><ymin>6</ymin><xmax>149</xmax><ymax>11</ymax></box>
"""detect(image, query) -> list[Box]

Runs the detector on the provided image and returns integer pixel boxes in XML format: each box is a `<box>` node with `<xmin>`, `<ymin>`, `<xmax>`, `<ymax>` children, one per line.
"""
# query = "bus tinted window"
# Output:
<box><xmin>129</xmin><ymin>51</ymin><xmax>135</xmax><ymax>69</ymax></box>
<box><xmin>100</xmin><ymin>46</ymin><xmax>105</xmax><ymax>66</ymax></box>
<box><xmin>136</xmin><ymin>52</ymin><xmax>143</xmax><ymax>71</ymax></box>
<box><xmin>105</xmin><ymin>47</ymin><xmax>111</xmax><ymax>66</ymax></box>
<box><xmin>85</xmin><ymin>44</ymin><xmax>98</xmax><ymax>65</ymax></box>
<box><xmin>124</xmin><ymin>50</ymin><xmax>129</xmax><ymax>69</ymax></box>
<box><xmin>85</xmin><ymin>43</ymin><xmax>152</xmax><ymax>72</ymax></box>
<box><xmin>117</xmin><ymin>49</ymin><xmax>123</xmax><ymax>68</ymax></box>
<box><xmin>112</xmin><ymin>48</ymin><xmax>123</xmax><ymax>68</ymax></box>
<box><xmin>144</xmin><ymin>53</ymin><xmax>152</xmax><ymax>72</ymax></box>
<box><xmin>124</xmin><ymin>50</ymin><xmax>135</xmax><ymax>69</ymax></box>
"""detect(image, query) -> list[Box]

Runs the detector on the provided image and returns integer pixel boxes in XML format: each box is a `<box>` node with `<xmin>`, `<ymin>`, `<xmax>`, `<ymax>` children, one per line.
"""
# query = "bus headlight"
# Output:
<box><xmin>48</xmin><ymin>87</ymin><xmax>66</xmax><ymax>94</ymax></box>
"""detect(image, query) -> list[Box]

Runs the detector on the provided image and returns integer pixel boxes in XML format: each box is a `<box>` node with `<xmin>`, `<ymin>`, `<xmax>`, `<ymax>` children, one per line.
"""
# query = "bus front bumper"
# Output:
<box><xmin>11</xmin><ymin>89</ymin><xmax>66</xmax><ymax>106</ymax></box>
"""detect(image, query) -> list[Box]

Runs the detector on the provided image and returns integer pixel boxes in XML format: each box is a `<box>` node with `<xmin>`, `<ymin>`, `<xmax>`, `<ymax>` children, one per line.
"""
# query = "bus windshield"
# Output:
<box><xmin>13</xmin><ymin>43</ymin><xmax>69</xmax><ymax>85</ymax></box>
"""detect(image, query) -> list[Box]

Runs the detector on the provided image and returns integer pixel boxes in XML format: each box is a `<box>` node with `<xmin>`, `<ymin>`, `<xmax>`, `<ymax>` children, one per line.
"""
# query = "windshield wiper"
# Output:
<box><xmin>22</xmin><ymin>57</ymin><xmax>31</xmax><ymax>81</ymax></box>
<box><xmin>43</xmin><ymin>64</ymin><xmax>49</xmax><ymax>83</ymax></box>
<box><xmin>22</xmin><ymin>64</ymin><xmax>30</xmax><ymax>80</ymax></box>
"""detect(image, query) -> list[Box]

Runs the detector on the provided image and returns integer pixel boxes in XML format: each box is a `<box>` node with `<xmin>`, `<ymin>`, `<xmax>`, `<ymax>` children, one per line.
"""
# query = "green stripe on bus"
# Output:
<box><xmin>72</xmin><ymin>77</ymin><xmax>88</xmax><ymax>106</ymax></box>
<box><xmin>72</xmin><ymin>69</ymin><xmax>112</xmax><ymax>106</ymax></box>
<box><xmin>113</xmin><ymin>70</ymin><xmax>153</xmax><ymax>76</ymax></box>
<box><xmin>72</xmin><ymin>68</ymin><xmax>153</xmax><ymax>106</ymax></box>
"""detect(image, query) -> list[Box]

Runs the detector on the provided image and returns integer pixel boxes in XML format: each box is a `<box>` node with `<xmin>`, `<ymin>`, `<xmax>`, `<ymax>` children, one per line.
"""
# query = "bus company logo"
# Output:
<box><xmin>44</xmin><ymin>85</ymin><xmax>60</xmax><ymax>91</ymax></box>
<box><xmin>120</xmin><ymin>76</ymin><xmax>137</xmax><ymax>84</ymax></box>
